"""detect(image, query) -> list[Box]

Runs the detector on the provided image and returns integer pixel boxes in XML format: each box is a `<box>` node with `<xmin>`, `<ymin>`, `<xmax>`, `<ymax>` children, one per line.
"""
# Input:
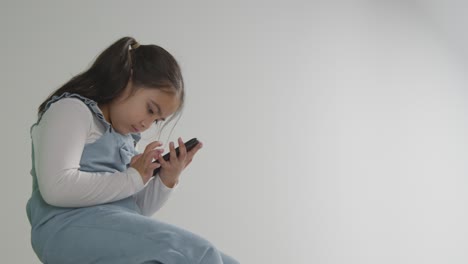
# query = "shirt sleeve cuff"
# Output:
<box><xmin>156</xmin><ymin>175</ymin><xmax>179</xmax><ymax>191</ymax></box>
<box><xmin>127</xmin><ymin>167</ymin><xmax>145</xmax><ymax>191</ymax></box>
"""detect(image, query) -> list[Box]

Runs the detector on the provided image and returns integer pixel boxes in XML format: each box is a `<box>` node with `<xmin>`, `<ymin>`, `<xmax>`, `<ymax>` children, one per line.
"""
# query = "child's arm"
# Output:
<box><xmin>133</xmin><ymin>175</ymin><xmax>177</xmax><ymax>216</ymax></box>
<box><xmin>33</xmin><ymin>99</ymin><xmax>146</xmax><ymax>207</ymax></box>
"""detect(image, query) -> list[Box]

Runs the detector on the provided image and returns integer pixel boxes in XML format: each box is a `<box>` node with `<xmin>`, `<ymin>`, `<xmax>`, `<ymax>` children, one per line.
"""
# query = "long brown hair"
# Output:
<box><xmin>38</xmin><ymin>36</ymin><xmax>185</xmax><ymax>124</ymax></box>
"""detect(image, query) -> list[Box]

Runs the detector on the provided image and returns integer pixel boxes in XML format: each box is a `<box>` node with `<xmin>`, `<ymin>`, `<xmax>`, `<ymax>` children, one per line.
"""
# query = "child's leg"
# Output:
<box><xmin>37</xmin><ymin>207</ymin><xmax>235</xmax><ymax>264</ymax></box>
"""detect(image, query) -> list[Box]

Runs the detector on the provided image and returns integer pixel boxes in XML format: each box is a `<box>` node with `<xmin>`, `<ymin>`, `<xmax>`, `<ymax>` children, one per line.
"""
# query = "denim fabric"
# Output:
<box><xmin>26</xmin><ymin>93</ymin><xmax>238</xmax><ymax>264</ymax></box>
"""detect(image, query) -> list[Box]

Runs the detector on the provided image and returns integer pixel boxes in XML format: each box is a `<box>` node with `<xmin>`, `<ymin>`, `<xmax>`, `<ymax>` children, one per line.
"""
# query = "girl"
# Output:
<box><xmin>26</xmin><ymin>37</ymin><xmax>239</xmax><ymax>264</ymax></box>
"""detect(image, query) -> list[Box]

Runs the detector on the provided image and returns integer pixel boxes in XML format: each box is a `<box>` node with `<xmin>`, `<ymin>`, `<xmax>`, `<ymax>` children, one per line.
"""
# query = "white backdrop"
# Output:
<box><xmin>1</xmin><ymin>1</ymin><xmax>468</xmax><ymax>263</ymax></box>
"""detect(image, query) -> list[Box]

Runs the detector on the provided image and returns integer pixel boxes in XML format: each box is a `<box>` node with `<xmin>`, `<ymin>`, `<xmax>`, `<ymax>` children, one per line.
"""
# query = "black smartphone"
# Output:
<box><xmin>152</xmin><ymin>138</ymin><xmax>199</xmax><ymax>176</ymax></box>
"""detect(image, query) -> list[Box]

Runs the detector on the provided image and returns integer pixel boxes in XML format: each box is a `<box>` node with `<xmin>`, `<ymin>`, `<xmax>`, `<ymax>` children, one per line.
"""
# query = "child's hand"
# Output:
<box><xmin>130</xmin><ymin>141</ymin><xmax>164</xmax><ymax>184</ymax></box>
<box><xmin>158</xmin><ymin>137</ymin><xmax>203</xmax><ymax>188</ymax></box>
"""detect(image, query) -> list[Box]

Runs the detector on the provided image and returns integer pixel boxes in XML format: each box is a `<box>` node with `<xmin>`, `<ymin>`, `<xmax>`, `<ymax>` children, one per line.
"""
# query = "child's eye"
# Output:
<box><xmin>148</xmin><ymin>108</ymin><xmax>154</xmax><ymax>114</ymax></box>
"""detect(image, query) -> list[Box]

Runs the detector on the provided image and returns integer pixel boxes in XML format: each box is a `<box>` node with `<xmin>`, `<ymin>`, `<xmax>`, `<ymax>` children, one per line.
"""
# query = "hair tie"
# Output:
<box><xmin>130</xmin><ymin>42</ymin><xmax>140</xmax><ymax>50</ymax></box>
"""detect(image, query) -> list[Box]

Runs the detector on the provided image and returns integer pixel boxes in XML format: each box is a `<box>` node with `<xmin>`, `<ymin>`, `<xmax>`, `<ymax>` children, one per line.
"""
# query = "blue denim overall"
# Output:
<box><xmin>26</xmin><ymin>93</ymin><xmax>238</xmax><ymax>264</ymax></box>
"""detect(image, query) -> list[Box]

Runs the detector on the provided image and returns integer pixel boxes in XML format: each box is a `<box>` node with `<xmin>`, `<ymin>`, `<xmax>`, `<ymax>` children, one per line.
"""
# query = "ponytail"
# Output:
<box><xmin>38</xmin><ymin>37</ymin><xmax>140</xmax><ymax>115</ymax></box>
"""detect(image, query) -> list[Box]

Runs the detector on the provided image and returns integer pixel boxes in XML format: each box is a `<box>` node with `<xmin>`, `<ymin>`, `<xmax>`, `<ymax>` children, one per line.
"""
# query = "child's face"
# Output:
<box><xmin>107</xmin><ymin>85</ymin><xmax>180</xmax><ymax>135</ymax></box>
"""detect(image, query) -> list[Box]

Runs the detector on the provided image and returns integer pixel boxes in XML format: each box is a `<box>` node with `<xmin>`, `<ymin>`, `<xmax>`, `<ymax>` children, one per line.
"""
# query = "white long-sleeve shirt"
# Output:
<box><xmin>31</xmin><ymin>98</ymin><xmax>174</xmax><ymax>216</ymax></box>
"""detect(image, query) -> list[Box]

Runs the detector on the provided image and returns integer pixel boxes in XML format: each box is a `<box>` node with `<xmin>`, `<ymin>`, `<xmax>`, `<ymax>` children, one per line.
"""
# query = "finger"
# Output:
<box><xmin>149</xmin><ymin>161</ymin><xmax>161</xmax><ymax>171</ymax></box>
<box><xmin>157</xmin><ymin>153</ymin><xmax>168</xmax><ymax>166</ymax></box>
<box><xmin>189</xmin><ymin>141</ymin><xmax>203</xmax><ymax>152</ymax></box>
<box><xmin>196</xmin><ymin>141</ymin><xmax>203</xmax><ymax>150</ymax></box>
<box><xmin>169</xmin><ymin>141</ymin><xmax>177</xmax><ymax>161</ymax></box>
<box><xmin>144</xmin><ymin>141</ymin><xmax>163</xmax><ymax>153</ymax></box>
<box><xmin>144</xmin><ymin>149</ymin><xmax>160</xmax><ymax>164</ymax></box>
<box><xmin>155</xmin><ymin>149</ymin><xmax>164</xmax><ymax>156</ymax></box>
<box><xmin>186</xmin><ymin>142</ymin><xmax>203</xmax><ymax>160</ymax></box>
<box><xmin>146</xmin><ymin>141</ymin><xmax>162</xmax><ymax>151</ymax></box>
<box><xmin>185</xmin><ymin>158</ymin><xmax>193</xmax><ymax>168</ymax></box>
<box><xmin>148</xmin><ymin>149</ymin><xmax>164</xmax><ymax>164</ymax></box>
<box><xmin>178</xmin><ymin>137</ymin><xmax>187</xmax><ymax>161</ymax></box>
